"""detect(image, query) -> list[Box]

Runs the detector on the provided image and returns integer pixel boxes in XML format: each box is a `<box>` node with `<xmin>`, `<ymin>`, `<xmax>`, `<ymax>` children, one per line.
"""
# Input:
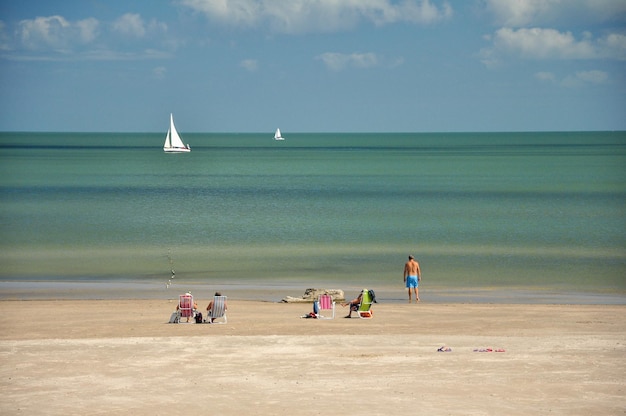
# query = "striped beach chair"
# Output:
<box><xmin>316</xmin><ymin>294</ymin><xmax>336</xmax><ymax>319</ymax></box>
<box><xmin>176</xmin><ymin>293</ymin><xmax>195</xmax><ymax>323</ymax></box>
<box><xmin>205</xmin><ymin>295</ymin><xmax>227</xmax><ymax>324</ymax></box>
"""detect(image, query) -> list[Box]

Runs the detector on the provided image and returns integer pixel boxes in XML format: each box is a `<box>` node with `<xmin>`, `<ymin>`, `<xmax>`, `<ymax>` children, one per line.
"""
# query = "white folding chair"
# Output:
<box><xmin>206</xmin><ymin>295</ymin><xmax>227</xmax><ymax>324</ymax></box>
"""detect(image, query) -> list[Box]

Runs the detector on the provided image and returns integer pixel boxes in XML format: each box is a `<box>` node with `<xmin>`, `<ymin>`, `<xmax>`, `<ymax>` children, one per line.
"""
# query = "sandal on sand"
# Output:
<box><xmin>473</xmin><ymin>348</ymin><xmax>505</xmax><ymax>352</ymax></box>
<box><xmin>437</xmin><ymin>346</ymin><xmax>452</xmax><ymax>352</ymax></box>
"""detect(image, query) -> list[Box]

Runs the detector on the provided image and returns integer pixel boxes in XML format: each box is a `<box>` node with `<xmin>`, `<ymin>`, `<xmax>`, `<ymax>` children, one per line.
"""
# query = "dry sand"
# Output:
<box><xmin>1</xmin><ymin>299</ymin><xmax>624</xmax><ymax>415</ymax></box>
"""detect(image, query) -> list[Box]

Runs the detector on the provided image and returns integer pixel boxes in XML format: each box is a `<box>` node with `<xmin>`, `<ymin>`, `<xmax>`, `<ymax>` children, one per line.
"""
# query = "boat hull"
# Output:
<box><xmin>163</xmin><ymin>147</ymin><xmax>191</xmax><ymax>153</ymax></box>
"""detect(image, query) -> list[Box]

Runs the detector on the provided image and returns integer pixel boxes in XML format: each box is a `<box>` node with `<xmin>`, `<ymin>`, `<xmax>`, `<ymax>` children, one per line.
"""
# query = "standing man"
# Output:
<box><xmin>403</xmin><ymin>255</ymin><xmax>421</xmax><ymax>303</ymax></box>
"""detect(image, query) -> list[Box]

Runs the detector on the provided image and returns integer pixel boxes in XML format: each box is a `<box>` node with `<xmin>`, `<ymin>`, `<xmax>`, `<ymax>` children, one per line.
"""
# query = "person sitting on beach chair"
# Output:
<box><xmin>341</xmin><ymin>291</ymin><xmax>363</xmax><ymax>318</ymax></box>
<box><xmin>174</xmin><ymin>292</ymin><xmax>198</xmax><ymax>323</ymax></box>
<box><xmin>342</xmin><ymin>289</ymin><xmax>375</xmax><ymax>319</ymax></box>
<box><xmin>205</xmin><ymin>292</ymin><xmax>227</xmax><ymax>324</ymax></box>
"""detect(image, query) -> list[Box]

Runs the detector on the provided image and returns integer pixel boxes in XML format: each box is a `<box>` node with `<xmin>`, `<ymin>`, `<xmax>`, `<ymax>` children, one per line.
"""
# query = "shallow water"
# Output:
<box><xmin>1</xmin><ymin>131</ymin><xmax>624</xmax><ymax>302</ymax></box>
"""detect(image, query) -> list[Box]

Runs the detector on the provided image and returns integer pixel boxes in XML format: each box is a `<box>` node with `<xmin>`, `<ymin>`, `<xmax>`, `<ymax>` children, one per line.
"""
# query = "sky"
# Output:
<box><xmin>0</xmin><ymin>0</ymin><xmax>625</xmax><ymax>133</ymax></box>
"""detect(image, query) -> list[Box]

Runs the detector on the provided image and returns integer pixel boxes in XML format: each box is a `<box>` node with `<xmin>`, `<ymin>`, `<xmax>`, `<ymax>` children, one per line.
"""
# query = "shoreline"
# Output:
<box><xmin>1</xmin><ymin>279</ymin><xmax>624</xmax><ymax>305</ymax></box>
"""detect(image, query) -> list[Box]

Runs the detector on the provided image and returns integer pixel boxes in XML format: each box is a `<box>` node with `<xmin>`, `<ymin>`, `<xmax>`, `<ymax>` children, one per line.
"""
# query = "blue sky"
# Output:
<box><xmin>0</xmin><ymin>0</ymin><xmax>624</xmax><ymax>132</ymax></box>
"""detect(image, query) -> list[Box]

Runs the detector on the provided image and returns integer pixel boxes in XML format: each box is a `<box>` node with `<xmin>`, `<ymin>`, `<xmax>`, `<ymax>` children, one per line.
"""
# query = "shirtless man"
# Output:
<box><xmin>341</xmin><ymin>292</ymin><xmax>363</xmax><ymax>318</ymax></box>
<box><xmin>403</xmin><ymin>255</ymin><xmax>421</xmax><ymax>303</ymax></box>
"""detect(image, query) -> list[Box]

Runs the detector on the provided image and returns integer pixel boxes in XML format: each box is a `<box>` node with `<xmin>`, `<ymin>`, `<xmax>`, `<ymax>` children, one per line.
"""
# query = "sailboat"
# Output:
<box><xmin>274</xmin><ymin>128</ymin><xmax>285</xmax><ymax>141</ymax></box>
<box><xmin>163</xmin><ymin>113</ymin><xmax>191</xmax><ymax>153</ymax></box>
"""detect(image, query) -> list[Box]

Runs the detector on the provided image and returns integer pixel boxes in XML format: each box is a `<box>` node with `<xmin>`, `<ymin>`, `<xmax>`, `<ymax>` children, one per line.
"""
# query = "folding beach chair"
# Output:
<box><xmin>205</xmin><ymin>295</ymin><xmax>227</xmax><ymax>324</ymax></box>
<box><xmin>176</xmin><ymin>293</ymin><xmax>195</xmax><ymax>323</ymax></box>
<box><xmin>355</xmin><ymin>289</ymin><xmax>374</xmax><ymax>319</ymax></box>
<box><xmin>315</xmin><ymin>294</ymin><xmax>335</xmax><ymax>319</ymax></box>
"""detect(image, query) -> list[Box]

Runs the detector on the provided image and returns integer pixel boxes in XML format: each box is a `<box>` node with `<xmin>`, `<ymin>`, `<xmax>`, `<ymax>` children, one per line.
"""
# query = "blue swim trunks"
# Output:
<box><xmin>406</xmin><ymin>276</ymin><xmax>418</xmax><ymax>288</ymax></box>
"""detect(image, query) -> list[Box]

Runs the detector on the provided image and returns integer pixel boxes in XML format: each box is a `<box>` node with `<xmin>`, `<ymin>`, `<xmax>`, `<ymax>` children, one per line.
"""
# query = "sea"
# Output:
<box><xmin>1</xmin><ymin>131</ymin><xmax>625</xmax><ymax>304</ymax></box>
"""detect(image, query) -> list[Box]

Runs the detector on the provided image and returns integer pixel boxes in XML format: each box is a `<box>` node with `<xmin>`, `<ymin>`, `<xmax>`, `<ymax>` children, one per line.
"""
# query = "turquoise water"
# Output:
<box><xmin>0</xmin><ymin>131</ymin><xmax>625</xmax><ymax>300</ymax></box>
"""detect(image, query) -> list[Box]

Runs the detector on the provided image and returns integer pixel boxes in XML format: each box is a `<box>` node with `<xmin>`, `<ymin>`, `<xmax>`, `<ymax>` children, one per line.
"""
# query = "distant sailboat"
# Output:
<box><xmin>163</xmin><ymin>114</ymin><xmax>191</xmax><ymax>152</ymax></box>
<box><xmin>274</xmin><ymin>128</ymin><xmax>285</xmax><ymax>141</ymax></box>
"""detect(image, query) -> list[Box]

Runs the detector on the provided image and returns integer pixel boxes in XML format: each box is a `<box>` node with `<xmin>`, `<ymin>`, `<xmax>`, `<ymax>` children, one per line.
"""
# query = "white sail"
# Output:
<box><xmin>163</xmin><ymin>128</ymin><xmax>171</xmax><ymax>148</ymax></box>
<box><xmin>274</xmin><ymin>128</ymin><xmax>285</xmax><ymax>140</ymax></box>
<box><xmin>163</xmin><ymin>113</ymin><xmax>190</xmax><ymax>152</ymax></box>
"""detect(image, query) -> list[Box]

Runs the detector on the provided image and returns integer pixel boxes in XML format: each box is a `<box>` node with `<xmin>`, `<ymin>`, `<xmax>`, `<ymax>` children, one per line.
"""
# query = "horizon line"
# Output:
<box><xmin>1</xmin><ymin>129</ymin><xmax>625</xmax><ymax>135</ymax></box>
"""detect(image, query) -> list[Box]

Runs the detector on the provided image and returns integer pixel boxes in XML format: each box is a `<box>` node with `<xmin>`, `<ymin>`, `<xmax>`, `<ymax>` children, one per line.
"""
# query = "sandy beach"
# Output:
<box><xmin>0</xmin><ymin>298</ymin><xmax>624</xmax><ymax>415</ymax></box>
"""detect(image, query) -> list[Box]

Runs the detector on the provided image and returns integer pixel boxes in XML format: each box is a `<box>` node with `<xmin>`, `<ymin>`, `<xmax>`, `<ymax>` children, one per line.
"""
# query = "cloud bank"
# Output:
<box><xmin>3</xmin><ymin>13</ymin><xmax>170</xmax><ymax>61</ymax></box>
<box><xmin>487</xmin><ymin>28</ymin><xmax>626</xmax><ymax>61</ymax></box>
<box><xmin>180</xmin><ymin>0</ymin><xmax>453</xmax><ymax>33</ymax></box>
<box><xmin>18</xmin><ymin>15</ymin><xmax>99</xmax><ymax>52</ymax></box>
<box><xmin>483</xmin><ymin>0</ymin><xmax>626</xmax><ymax>27</ymax></box>
<box><xmin>480</xmin><ymin>0</ymin><xmax>626</xmax><ymax>67</ymax></box>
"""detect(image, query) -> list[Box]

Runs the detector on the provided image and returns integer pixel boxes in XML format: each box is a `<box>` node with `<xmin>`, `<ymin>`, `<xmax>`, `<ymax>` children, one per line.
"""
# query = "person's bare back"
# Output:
<box><xmin>404</xmin><ymin>259</ymin><xmax>420</xmax><ymax>277</ymax></box>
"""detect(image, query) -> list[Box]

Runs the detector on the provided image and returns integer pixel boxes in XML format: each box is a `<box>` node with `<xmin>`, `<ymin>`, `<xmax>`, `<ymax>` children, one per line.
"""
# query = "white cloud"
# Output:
<box><xmin>76</xmin><ymin>49</ymin><xmax>172</xmax><ymax>61</ymax></box>
<box><xmin>76</xmin><ymin>18</ymin><xmax>99</xmax><ymax>43</ymax></box>
<box><xmin>240</xmin><ymin>58</ymin><xmax>258</xmax><ymax>71</ymax></box>
<box><xmin>153</xmin><ymin>66</ymin><xmax>167</xmax><ymax>79</ymax></box>
<box><xmin>483</xmin><ymin>0</ymin><xmax>626</xmax><ymax>27</ymax></box>
<box><xmin>17</xmin><ymin>15</ymin><xmax>99</xmax><ymax>51</ymax></box>
<box><xmin>534</xmin><ymin>70</ymin><xmax>608</xmax><ymax>88</ymax></box>
<box><xmin>561</xmin><ymin>70</ymin><xmax>609</xmax><ymax>87</ymax></box>
<box><xmin>574</xmin><ymin>70</ymin><xmax>608</xmax><ymax>84</ymax></box>
<box><xmin>484</xmin><ymin>0</ymin><xmax>553</xmax><ymax>27</ymax></box>
<box><xmin>534</xmin><ymin>71</ymin><xmax>555</xmax><ymax>82</ymax></box>
<box><xmin>493</xmin><ymin>27</ymin><xmax>594</xmax><ymax>59</ymax></box>
<box><xmin>6</xmin><ymin>14</ymin><xmax>171</xmax><ymax>61</ymax></box>
<box><xmin>113</xmin><ymin>13</ymin><xmax>146</xmax><ymax>37</ymax></box>
<box><xmin>0</xmin><ymin>21</ymin><xmax>10</xmax><ymax>51</ymax></box>
<box><xmin>18</xmin><ymin>15</ymin><xmax>69</xmax><ymax>49</ymax></box>
<box><xmin>112</xmin><ymin>13</ymin><xmax>168</xmax><ymax>38</ymax></box>
<box><xmin>317</xmin><ymin>52</ymin><xmax>378</xmax><ymax>71</ymax></box>
<box><xmin>180</xmin><ymin>0</ymin><xmax>452</xmax><ymax>33</ymax></box>
<box><xmin>481</xmin><ymin>27</ymin><xmax>626</xmax><ymax>63</ymax></box>
<box><xmin>183</xmin><ymin>0</ymin><xmax>260</xmax><ymax>26</ymax></box>
<box><xmin>598</xmin><ymin>33</ymin><xmax>626</xmax><ymax>59</ymax></box>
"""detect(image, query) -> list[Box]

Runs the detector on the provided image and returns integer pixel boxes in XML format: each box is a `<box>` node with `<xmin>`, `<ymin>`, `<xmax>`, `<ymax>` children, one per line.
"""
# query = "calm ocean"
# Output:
<box><xmin>1</xmin><ymin>131</ymin><xmax>624</xmax><ymax>302</ymax></box>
